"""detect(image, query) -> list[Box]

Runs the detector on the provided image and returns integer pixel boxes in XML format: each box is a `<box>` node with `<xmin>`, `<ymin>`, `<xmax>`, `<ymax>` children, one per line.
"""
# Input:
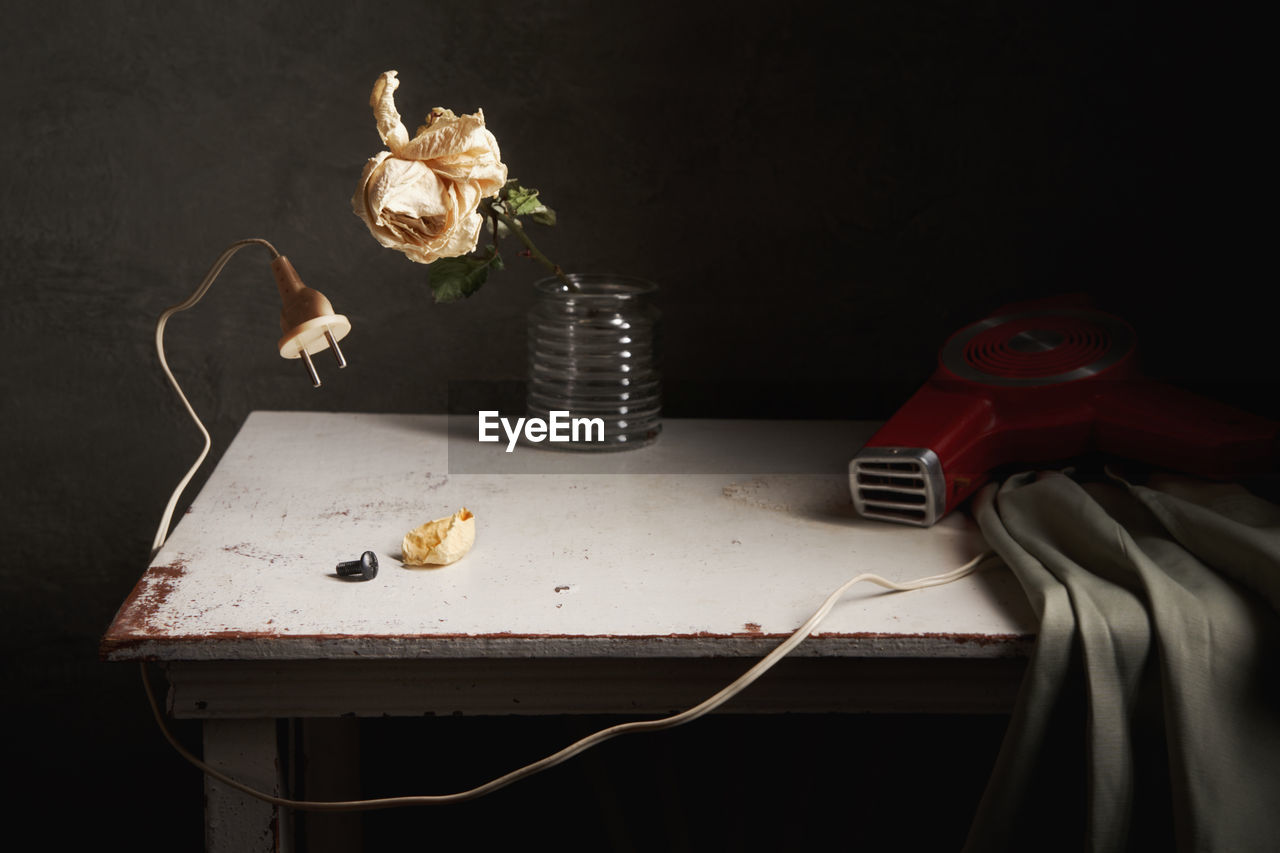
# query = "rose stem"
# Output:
<box><xmin>485</xmin><ymin>202</ymin><xmax>577</xmax><ymax>291</ymax></box>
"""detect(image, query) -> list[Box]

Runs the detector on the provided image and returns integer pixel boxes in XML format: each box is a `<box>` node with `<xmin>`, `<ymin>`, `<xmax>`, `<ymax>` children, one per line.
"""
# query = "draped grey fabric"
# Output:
<box><xmin>964</xmin><ymin>471</ymin><xmax>1280</xmax><ymax>852</ymax></box>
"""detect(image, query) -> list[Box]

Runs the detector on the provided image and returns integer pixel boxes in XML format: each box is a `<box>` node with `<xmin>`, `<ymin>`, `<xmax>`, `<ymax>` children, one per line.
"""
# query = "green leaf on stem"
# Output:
<box><xmin>427</xmin><ymin>247</ymin><xmax>505</xmax><ymax>302</ymax></box>
<box><xmin>528</xmin><ymin>205</ymin><xmax>556</xmax><ymax>226</ymax></box>
<box><xmin>498</xmin><ymin>180</ymin><xmax>555</xmax><ymax>221</ymax></box>
<box><xmin>505</xmin><ymin>188</ymin><xmax>543</xmax><ymax>216</ymax></box>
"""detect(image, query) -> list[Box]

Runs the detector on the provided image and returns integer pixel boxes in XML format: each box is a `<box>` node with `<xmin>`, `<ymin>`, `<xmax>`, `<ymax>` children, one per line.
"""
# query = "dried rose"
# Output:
<box><xmin>352</xmin><ymin>71</ymin><xmax>507</xmax><ymax>264</ymax></box>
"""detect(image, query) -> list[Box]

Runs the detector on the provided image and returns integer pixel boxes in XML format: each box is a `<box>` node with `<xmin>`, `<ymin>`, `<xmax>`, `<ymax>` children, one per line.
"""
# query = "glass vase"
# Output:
<box><xmin>526</xmin><ymin>274</ymin><xmax>661</xmax><ymax>451</ymax></box>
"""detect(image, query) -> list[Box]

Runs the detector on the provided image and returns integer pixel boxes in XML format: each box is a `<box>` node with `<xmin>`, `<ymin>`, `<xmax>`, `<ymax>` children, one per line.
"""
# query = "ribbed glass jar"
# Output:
<box><xmin>526</xmin><ymin>275</ymin><xmax>661</xmax><ymax>451</ymax></box>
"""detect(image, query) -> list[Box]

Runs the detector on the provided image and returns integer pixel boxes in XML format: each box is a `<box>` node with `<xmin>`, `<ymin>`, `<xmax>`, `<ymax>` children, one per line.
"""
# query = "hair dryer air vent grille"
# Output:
<box><xmin>941</xmin><ymin>307</ymin><xmax>1135</xmax><ymax>387</ymax></box>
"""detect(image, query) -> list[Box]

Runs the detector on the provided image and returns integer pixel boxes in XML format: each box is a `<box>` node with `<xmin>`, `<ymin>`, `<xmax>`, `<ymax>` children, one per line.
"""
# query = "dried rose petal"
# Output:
<box><xmin>402</xmin><ymin>508</ymin><xmax>476</xmax><ymax>566</ymax></box>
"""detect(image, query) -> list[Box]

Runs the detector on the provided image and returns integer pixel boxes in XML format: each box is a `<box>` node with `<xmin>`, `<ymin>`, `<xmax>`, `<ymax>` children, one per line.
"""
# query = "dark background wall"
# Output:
<box><xmin>2</xmin><ymin>1</ymin><xmax>1270</xmax><ymax>849</ymax></box>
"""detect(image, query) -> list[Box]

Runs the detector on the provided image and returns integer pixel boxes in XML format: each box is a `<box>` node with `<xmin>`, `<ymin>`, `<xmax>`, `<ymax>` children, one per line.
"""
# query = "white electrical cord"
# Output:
<box><xmin>150</xmin><ymin>238</ymin><xmax>280</xmax><ymax>558</ymax></box>
<box><xmin>141</xmin><ymin>548</ymin><xmax>995</xmax><ymax>812</ymax></box>
<box><xmin>146</xmin><ymin>237</ymin><xmax>996</xmax><ymax>810</ymax></box>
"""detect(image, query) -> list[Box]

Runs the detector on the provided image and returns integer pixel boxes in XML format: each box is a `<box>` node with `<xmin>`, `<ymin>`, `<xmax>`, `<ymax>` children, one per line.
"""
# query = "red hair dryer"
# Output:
<box><xmin>850</xmin><ymin>296</ymin><xmax>1278</xmax><ymax>526</ymax></box>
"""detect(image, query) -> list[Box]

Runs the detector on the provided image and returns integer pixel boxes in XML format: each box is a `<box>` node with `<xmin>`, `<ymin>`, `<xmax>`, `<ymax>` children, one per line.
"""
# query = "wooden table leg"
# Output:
<box><xmin>296</xmin><ymin>717</ymin><xmax>362</xmax><ymax>853</ymax></box>
<box><xmin>203</xmin><ymin>718</ymin><xmax>287</xmax><ymax>852</ymax></box>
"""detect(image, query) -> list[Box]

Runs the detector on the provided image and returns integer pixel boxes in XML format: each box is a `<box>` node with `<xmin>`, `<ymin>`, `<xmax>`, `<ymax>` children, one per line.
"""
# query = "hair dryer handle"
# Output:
<box><xmin>1093</xmin><ymin>380</ymin><xmax>1279</xmax><ymax>479</ymax></box>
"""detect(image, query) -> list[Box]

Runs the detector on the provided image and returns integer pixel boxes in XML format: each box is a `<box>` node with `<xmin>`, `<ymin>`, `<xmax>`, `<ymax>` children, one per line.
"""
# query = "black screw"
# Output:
<box><xmin>336</xmin><ymin>551</ymin><xmax>378</xmax><ymax>581</ymax></box>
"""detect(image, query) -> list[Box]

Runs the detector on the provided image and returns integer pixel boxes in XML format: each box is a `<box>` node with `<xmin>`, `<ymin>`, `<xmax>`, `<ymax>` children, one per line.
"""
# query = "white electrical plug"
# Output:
<box><xmin>272</xmin><ymin>255</ymin><xmax>351</xmax><ymax>387</ymax></box>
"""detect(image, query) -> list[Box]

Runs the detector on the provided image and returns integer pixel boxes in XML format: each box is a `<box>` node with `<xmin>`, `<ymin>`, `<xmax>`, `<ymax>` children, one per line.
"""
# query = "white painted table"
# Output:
<box><xmin>103</xmin><ymin>412</ymin><xmax>1036</xmax><ymax>851</ymax></box>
